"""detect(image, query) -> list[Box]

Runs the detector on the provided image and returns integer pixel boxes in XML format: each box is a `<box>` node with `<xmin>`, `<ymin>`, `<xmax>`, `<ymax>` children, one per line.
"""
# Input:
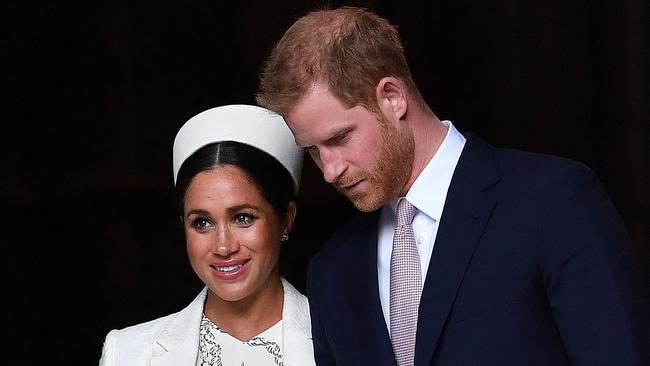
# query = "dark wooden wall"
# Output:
<box><xmin>4</xmin><ymin>1</ymin><xmax>647</xmax><ymax>363</ymax></box>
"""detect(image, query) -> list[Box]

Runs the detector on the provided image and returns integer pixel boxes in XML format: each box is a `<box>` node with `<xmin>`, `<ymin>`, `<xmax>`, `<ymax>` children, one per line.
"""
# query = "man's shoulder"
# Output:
<box><xmin>465</xmin><ymin>134</ymin><xmax>599</xmax><ymax>188</ymax></box>
<box><xmin>498</xmin><ymin>147</ymin><xmax>602</xmax><ymax>196</ymax></box>
<box><xmin>309</xmin><ymin>211</ymin><xmax>379</xmax><ymax>266</ymax></box>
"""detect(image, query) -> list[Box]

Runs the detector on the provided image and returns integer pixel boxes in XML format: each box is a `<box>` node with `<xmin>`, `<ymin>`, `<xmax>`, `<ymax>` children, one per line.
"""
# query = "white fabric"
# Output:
<box><xmin>99</xmin><ymin>278</ymin><xmax>314</xmax><ymax>366</ymax></box>
<box><xmin>378</xmin><ymin>121</ymin><xmax>466</xmax><ymax>330</ymax></box>
<box><xmin>196</xmin><ymin>315</ymin><xmax>283</xmax><ymax>366</ymax></box>
<box><xmin>172</xmin><ymin>105</ymin><xmax>304</xmax><ymax>193</ymax></box>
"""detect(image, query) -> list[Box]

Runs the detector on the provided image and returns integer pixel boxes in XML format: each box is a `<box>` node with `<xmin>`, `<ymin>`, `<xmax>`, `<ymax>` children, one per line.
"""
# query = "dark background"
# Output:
<box><xmin>4</xmin><ymin>0</ymin><xmax>648</xmax><ymax>364</ymax></box>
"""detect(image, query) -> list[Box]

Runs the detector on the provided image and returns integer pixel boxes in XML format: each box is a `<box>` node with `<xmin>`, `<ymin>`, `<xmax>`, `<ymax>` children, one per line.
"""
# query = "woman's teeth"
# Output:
<box><xmin>216</xmin><ymin>265</ymin><xmax>241</xmax><ymax>272</ymax></box>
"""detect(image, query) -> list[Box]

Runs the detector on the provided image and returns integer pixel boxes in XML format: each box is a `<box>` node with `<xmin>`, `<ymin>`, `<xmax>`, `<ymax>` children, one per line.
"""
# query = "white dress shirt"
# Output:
<box><xmin>196</xmin><ymin>316</ymin><xmax>283</xmax><ymax>365</ymax></box>
<box><xmin>378</xmin><ymin>120</ymin><xmax>466</xmax><ymax>331</ymax></box>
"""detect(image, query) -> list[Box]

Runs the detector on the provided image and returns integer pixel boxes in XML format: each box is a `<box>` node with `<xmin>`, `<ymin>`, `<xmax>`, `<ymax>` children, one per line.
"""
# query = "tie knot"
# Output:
<box><xmin>396</xmin><ymin>198</ymin><xmax>416</xmax><ymax>227</ymax></box>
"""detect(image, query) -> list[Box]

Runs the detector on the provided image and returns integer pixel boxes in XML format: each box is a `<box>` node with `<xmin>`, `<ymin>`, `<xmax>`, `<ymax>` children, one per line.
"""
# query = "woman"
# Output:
<box><xmin>99</xmin><ymin>105</ymin><xmax>314</xmax><ymax>365</ymax></box>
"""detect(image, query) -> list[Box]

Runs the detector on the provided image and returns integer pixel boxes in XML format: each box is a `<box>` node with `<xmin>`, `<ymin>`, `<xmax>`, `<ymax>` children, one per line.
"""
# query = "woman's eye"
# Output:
<box><xmin>191</xmin><ymin>218</ymin><xmax>213</xmax><ymax>232</ymax></box>
<box><xmin>234</xmin><ymin>213</ymin><xmax>255</xmax><ymax>226</ymax></box>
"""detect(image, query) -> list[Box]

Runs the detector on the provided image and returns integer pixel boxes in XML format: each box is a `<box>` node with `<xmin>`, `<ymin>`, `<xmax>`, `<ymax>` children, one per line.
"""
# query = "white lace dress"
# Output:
<box><xmin>196</xmin><ymin>314</ymin><xmax>283</xmax><ymax>366</ymax></box>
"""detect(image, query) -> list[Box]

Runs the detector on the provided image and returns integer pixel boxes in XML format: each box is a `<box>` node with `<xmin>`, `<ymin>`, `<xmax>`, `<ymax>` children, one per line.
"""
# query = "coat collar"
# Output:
<box><xmin>151</xmin><ymin>287</ymin><xmax>206</xmax><ymax>366</ymax></box>
<box><xmin>151</xmin><ymin>278</ymin><xmax>314</xmax><ymax>366</ymax></box>
<box><xmin>281</xmin><ymin>278</ymin><xmax>315</xmax><ymax>365</ymax></box>
<box><xmin>414</xmin><ymin>133</ymin><xmax>501</xmax><ymax>366</ymax></box>
<box><xmin>343</xmin><ymin>212</ymin><xmax>398</xmax><ymax>365</ymax></box>
<box><xmin>340</xmin><ymin>134</ymin><xmax>500</xmax><ymax>366</ymax></box>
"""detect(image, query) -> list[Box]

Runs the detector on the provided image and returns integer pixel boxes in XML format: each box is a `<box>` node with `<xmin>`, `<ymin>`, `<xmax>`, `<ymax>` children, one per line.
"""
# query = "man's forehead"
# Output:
<box><xmin>283</xmin><ymin>81</ymin><xmax>366</xmax><ymax>146</ymax></box>
<box><xmin>287</xmin><ymin>82</ymin><xmax>328</xmax><ymax>109</ymax></box>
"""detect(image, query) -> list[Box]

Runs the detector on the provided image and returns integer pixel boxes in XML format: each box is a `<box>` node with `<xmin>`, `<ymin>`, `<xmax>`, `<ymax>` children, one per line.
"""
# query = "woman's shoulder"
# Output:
<box><xmin>107</xmin><ymin>311</ymin><xmax>178</xmax><ymax>340</ymax></box>
<box><xmin>100</xmin><ymin>309</ymin><xmax>182</xmax><ymax>364</ymax></box>
<box><xmin>280</xmin><ymin>278</ymin><xmax>315</xmax><ymax>366</ymax></box>
<box><xmin>281</xmin><ymin>278</ymin><xmax>310</xmax><ymax>326</ymax></box>
<box><xmin>99</xmin><ymin>288</ymin><xmax>208</xmax><ymax>365</ymax></box>
<box><xmin>281</xmin><ymin>278</ymin><xmax>308</xmax><ymax>306</ymax></box>
<box><xmin>99</xmin><ymin>312</ymin><xmax>179</xmax><ymax>365</ymax></box>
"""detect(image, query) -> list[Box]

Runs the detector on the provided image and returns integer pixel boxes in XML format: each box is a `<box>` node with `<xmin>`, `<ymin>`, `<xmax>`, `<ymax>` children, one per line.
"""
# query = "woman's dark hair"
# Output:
<box><xmin>175</xmin><ymin>141</ymin><xmax>295</xmax><ymax>218</ymax></box>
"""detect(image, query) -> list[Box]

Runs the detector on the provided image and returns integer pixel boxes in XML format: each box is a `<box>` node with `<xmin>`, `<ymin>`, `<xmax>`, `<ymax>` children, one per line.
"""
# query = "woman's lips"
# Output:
<box><xmin>210</xmin><ymin>259</ymin><xmax>250</xmax><ymax>280</ymax></box>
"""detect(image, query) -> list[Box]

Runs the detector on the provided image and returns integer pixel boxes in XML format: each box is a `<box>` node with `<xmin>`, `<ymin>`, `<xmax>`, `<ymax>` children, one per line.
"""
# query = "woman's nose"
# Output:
<box><xmin>211</xmin><ymin>227</ymin><xmax>240</xmax><ymax>256</ymax></box>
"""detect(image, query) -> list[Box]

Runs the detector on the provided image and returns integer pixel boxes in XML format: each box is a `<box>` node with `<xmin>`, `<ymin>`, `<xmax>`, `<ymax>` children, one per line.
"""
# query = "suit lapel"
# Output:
<box><xmin>281</xmin><ymin>278</ymin><xmax>315</xmax><ymax>366</ymax></box>
<box><xmin>151</xmin><ymin>288</ymin><xmax>206</xmax><ymax>366</ymax></box>
<box><xmin>415</xmin><ymin>135</ymin><xmax>500</xmax><ymax>366</ymax></box>
<box><xmin>344</xmin><ymin>212</ymin><xmax>398</xmax><ymax>366</ymax></box>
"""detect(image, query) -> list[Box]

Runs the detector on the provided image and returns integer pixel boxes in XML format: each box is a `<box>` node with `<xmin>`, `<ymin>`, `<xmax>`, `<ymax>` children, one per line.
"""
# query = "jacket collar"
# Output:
<box><xmin>344</xmin><ymin>212</ymin><xmax>398</xmax><ymax>365</ymax></box>
<box><xmin>151</xmin><ymin>287</ymin><xmax>207</xmax><ymax>366</ymax></box>
<box><xmin>329</xmin><ymin>134</ymin><xmax>500</xmax><ymax>366</ymax></box>
<box><xmin>414</xmin><ymin>133</ymin><xmax>501</xmax><ymax>366</ymax></box>
<box><xmin>281</xmin><ymin>278</ymin><xmax>315</xmax><ymax>365</ymax></box>
<box><xmin>151</xmin><ymin>278</ymin><xmax>314</xmax><ymax>366</ymax></box>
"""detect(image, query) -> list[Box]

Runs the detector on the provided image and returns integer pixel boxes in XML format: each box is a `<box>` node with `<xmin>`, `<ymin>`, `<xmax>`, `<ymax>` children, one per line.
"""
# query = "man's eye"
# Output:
<box><xmin>234</xmin><ymin>213</ymin><xmax>255</xmax><ymax>226</ymax></box>
<box><xmin>305</xmin><ymin>146</ymin><xmax>319</xmax><ymax>157</ymax></box>
<box><xmin>334</xmin><ymin>131</ymin><xmax>349</xmax><ymax>143</ymax></box>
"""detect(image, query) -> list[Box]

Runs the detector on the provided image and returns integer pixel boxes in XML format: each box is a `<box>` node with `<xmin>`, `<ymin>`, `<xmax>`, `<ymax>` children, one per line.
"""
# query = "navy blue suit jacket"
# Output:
<box><xmin>306</xmin><ymin>134</ymin><xmax>649</xmax><ymax>365</ymax></box>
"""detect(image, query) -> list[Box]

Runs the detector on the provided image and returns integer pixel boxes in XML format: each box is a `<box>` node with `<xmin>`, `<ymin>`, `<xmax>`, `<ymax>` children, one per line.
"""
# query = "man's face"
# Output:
<box><xmin>285</xmin><ymin>82</ymin><xmax>414</xmax><ymax>212</ymax></box>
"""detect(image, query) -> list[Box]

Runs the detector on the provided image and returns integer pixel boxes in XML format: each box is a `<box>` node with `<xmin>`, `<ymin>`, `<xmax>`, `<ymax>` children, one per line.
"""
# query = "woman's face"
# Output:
<box><xmin>183</xmin><ymin>165</ymin><xmax>294</xmax><ymax>303</ymax></box>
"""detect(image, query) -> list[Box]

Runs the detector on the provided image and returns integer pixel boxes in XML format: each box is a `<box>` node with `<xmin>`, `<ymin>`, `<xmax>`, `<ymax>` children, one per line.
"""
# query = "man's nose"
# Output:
<box><xmin>320</xmin><ymin>149</ymin><xmax>345</xmax><ymax>183</ymax></box>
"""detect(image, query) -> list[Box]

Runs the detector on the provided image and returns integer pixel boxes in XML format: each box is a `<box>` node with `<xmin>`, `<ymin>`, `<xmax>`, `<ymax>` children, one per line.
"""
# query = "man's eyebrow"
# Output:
<box><xmin>296</xmin><ymin>122</ymin><xmax>353</xmax><ymax>148</ymax></box>
<box><xmin>323</xmin><ymin>126</ymin><xmax>353</xmax><ymax>144</ymax></box>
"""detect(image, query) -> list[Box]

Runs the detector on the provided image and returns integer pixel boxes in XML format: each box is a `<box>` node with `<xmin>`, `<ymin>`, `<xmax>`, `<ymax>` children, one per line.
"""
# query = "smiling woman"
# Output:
<box><xmin>99</xmin><ymin>105</ymin><xmax>314</xmax><ymax>366</ymax></box>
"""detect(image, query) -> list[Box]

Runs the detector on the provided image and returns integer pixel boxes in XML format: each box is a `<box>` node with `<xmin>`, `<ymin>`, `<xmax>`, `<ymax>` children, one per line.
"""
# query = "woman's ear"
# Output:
<box><xmin>282</xmin><ymin>201</ymin><xmax>298</xmax><ymax>237</ymax></box>
<box><xmin>375</xmin><ymin>76</ymin><xmax>407</xmax><ymax>120</ymax></box>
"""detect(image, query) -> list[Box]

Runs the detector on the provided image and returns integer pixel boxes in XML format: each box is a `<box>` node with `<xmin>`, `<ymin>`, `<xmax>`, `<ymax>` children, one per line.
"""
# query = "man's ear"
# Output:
<box><xmin>376</xmin><ymin>77</ymin><xmax>407</xmax><ymax>120</ymax></box>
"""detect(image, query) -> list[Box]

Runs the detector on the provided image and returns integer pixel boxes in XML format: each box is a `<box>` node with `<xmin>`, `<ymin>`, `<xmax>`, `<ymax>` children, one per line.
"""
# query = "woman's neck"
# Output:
<box><xmin>203</xmin><ymin>275</ymin><xmax>284</xmax><ymax>341</ymax></box>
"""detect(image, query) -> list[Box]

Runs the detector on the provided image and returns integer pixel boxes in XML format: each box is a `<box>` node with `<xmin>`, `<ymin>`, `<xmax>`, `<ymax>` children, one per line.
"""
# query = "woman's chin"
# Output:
<box><xmin>209</xmin><ymin>283</ymin><xmax>251</xmax><ymax>303</ymax></box>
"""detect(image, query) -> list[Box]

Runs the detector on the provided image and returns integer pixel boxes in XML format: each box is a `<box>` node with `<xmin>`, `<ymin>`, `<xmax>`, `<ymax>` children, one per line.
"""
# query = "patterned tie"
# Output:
<box><xmin>390</xmin><ymin>198</ymin><xmax>421</xmax><ymax>366</ymax></box>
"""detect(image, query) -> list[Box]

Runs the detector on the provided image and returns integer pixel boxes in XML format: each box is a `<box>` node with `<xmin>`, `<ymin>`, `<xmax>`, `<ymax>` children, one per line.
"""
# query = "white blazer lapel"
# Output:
<box><xmin>151</xmin><ymin>288</ymin><xmax>207</xmax><ymax>366</ymax></box>
<box><xmin>147</xmin><ymin>281</ymin><xmax>314</xmax><ymax>366</ymax></box>
<box><xmin>281</xmin><ymin>278</ymin><xmax>316</xmax><ymax>366</ymax></box>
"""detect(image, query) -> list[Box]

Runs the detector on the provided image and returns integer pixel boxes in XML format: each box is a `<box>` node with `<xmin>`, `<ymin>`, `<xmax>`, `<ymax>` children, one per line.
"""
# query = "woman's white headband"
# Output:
<box><xmin>172</xmin><ymin>104</ymin><xmax>303</xmax><ymax>193</ymax></box>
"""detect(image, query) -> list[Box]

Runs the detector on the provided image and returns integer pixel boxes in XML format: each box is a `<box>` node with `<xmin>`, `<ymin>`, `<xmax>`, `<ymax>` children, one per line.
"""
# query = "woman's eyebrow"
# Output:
<box><xmin>186</xmin><ymin>209</ymin><xmax>211</xmax><ymax>218</ymax></box>
<box><xmin>227</xmin><ymin>204</ymin><xmax>260</xmax><ymax>214</ymax></box>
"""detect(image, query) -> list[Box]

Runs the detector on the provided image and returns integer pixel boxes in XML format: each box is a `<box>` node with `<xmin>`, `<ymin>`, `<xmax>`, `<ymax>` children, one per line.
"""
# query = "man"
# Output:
<box><xmin>256</xmin><ymin>7</ymin><xmax>649</xmax><ymax>366</ymax></box>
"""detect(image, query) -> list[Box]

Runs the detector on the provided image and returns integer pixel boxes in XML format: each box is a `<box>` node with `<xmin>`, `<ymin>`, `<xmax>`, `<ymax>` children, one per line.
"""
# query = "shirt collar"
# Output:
<box><xmin>389</xmin><ymin>120</ymin><xmax>466</xmax><ymax>221</ymax></box>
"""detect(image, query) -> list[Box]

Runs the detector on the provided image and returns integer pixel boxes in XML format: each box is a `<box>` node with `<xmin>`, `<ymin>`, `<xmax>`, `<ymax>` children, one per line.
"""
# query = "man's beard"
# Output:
<box><xmin>334</xmin><ymin>118</ymin><xmax>414</xmax><ymax>212</ymax></box>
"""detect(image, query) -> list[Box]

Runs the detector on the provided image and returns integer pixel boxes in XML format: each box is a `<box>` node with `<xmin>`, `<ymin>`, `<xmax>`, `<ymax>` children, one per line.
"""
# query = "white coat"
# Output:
<box><xmin>99</xmin><ymin>278</ymin><xmax>314</xmax><ymax>365</ymax></box>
